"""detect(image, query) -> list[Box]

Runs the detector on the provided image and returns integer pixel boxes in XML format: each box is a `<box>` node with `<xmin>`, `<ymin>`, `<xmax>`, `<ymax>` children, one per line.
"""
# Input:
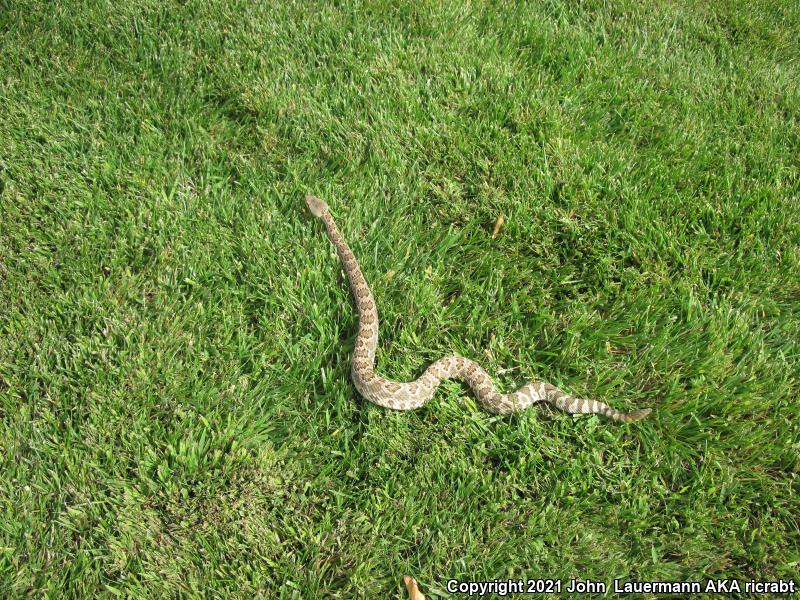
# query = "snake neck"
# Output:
<box><xmin>320</xmin><ymin>212</ymin><xmax>379</xmax><ymax>369</ymax></box>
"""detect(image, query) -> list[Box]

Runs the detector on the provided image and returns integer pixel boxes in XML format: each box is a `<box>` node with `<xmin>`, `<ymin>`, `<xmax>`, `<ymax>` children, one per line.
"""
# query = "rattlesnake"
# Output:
<box><xmin>306</xmin><ymin>195</ymin><xmax>651</xmax><ymax>423</ymax></box>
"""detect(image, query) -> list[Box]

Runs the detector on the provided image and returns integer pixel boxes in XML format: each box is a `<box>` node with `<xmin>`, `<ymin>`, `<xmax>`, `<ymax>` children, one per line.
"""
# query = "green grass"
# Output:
<box><xmin>1</xmin><ymin>0</ymin><xmax>799</xmax><ymax>597</ymax></box>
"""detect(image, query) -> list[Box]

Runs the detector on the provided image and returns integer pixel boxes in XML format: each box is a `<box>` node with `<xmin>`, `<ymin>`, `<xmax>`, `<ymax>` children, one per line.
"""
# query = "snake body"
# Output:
<box><xmin>306</xmin><ymin>195</ymin><xmax>651</xmax><ymax>423</ymax></box>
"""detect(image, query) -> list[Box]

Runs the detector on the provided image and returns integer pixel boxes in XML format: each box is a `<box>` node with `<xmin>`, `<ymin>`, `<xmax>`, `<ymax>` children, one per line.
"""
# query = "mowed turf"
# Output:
<box><xmin>1</xmin><ymin>0</ymin><xmax>798</xmax><ymax>597</ymax></box>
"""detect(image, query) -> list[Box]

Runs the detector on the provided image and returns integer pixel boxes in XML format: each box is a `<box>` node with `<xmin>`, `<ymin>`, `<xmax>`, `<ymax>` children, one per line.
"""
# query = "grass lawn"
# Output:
<box><xmin>1</xmin><ymin>0</ymin><xmax>799</xmax><ymax>597</ymax></box>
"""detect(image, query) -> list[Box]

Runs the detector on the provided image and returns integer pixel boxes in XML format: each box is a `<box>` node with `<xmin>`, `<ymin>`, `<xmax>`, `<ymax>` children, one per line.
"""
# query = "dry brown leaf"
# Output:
<box><xmin>403</xmin><ymin>576</ymin><xmax>426</xmax><ymax>600</ymax></box>
<box><xmin>491</xmin><ymin>213</ymin><xmax>505</xmax><ymax>238</ymax></box>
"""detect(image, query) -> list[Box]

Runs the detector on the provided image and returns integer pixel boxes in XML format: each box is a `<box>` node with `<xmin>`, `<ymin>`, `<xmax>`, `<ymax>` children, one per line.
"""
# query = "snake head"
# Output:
<box><xmin>305</xmin><ymin>195</ymin><xmax>329</xmax><ymax>217</ymax></box>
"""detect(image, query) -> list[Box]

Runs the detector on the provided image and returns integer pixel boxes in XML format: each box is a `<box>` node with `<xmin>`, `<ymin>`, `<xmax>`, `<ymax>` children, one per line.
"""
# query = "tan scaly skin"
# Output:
<box><xmin>306</xmin><ymin>195</ymin><xmax>651</xmax><ymax>423</ymax></box>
